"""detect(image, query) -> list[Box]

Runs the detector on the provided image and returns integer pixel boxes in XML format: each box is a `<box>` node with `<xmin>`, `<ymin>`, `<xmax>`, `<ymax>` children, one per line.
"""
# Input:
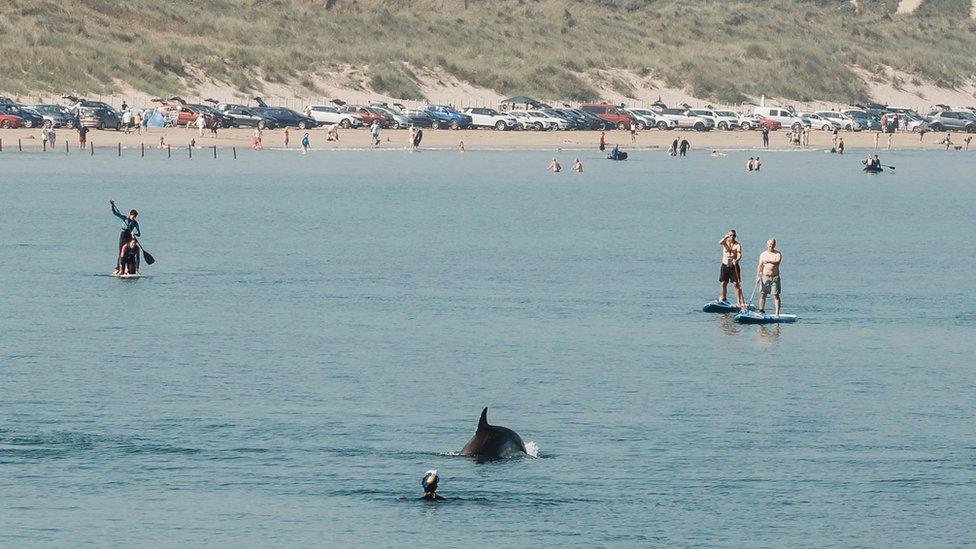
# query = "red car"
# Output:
<box><xmin>0</xmin><ymin>112</ymin><xmax>24</xmax><ymax>128</ymax></box>
<box><xmin>752</xmin><ymin>116</ymin><xmax>782</xmax><ymax>131</ymax></box>
<box><xmin>340</xmin><ymin>105</ymin><xmax>388</xmax><ymax>127</ymax></box>
<box><xmin>579</xmin><ymin>103</ymin><xmax>637</xmax><ymax>130</ymax></box>
<box><xmin>158</xmin><ymin>104</ymin><xmax>204</xmax><ymax>127</ymax></box>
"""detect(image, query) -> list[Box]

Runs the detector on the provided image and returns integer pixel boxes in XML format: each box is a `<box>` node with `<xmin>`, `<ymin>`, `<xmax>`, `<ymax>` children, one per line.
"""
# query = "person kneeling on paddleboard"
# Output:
<box><xmin>119</xmin><ymin>239</ymin><xmax>142</xmax><ymax>276</ymax></box>
<box><xmin>756</xmin><ymin>238</ymin><xmax>783</xmax><ymax>316</ymax></box>
<box><xmin>110</xmin><ymin>199</ymin><xmax>140</xmax><ymax>274</ymax></box>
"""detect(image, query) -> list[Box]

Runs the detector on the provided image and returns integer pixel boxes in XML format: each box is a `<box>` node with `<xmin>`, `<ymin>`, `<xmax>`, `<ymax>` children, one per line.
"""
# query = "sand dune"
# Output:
<box><xmin>896</xmin><ymin>0</ymin><xmax>924</xmax><ymax>14</ymax></box>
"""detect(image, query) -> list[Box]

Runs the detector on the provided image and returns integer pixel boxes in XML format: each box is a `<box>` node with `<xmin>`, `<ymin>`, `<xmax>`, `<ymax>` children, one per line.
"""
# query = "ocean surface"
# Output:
<box><xmin>1</xmin><ymin>144</ymin><xmax>974</xmax><ymax>546</ymax></box>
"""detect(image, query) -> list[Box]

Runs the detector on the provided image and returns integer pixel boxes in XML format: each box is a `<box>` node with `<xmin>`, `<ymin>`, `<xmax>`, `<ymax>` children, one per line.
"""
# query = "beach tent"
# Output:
<box><xmin>144</xmin><ymin>108</ymin><xmax>166</xmax><ymax>128</ymax></box>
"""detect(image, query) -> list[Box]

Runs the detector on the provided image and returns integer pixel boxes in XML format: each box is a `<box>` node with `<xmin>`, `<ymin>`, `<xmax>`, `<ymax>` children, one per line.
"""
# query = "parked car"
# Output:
<box><xmin>800</xmin><ymin>112</ymin><xmax>840</xmax><ymax>131</ymax></box>
<box><xmin>253</xmin><ymin>107</ymin><xmax>316</xmax><ymax>129</ymax></box>
<box><xmin>579</xmin><ymin>103</ymin><xmax>636</xmax><ymax>130</ymax></box>
<box><xmin>306</xmin><ymin>105</ymin><xmax>364</xmax><ymax>128</ymax></box>
<box><xmin>78</xmin><ymin>106</ymin><xmax>122</xmax><ymax>130</ymax></box>
<box><xmin>401</xmin><ymin>108</ymin><xmax>438</xmax><ymax>128</ymax></box>
<box><xmin>753</xmin><ymin>106</ymin><xmax>803</xmax><ymax>130</ymax></box>
<box><xmin>738</xmin><ymin>114</ymin><xmax>781</xmax><ymax>131</ymax></box>
<box><xmin>925</xmin><ymin>110</ymin><xmax>976</xmax><ymax>132</ymax></box>
<box><xmin>0</xmin><ymin>112</ymin><xmax>25</xmax><ymax>128</ymax></box>
<box><xmin>220</xmin><ymin>106</ymin><xmax>275</xmax><ymax>129</ymax></box>
<box><xmin>840</xmin><ymin>109</ymin><xmax>880</xmax><ymax>131</ymax></box>
<box><xmin>27</xmin><ymin>104</ymin><xmax>77</xmax><ymax>128</ymax></box>
<box><xmin>689</xmin><ymin>109</ymin><xmax>742</xmax><ymax>130</ymax></box>
<box><xmin>506</xmin><ymin>110</ymin><xmax>555</xmax><ymax>130</ymax></box>
<box><xmin>0</xmin><ymin>105</ymin><xmax>45</xmax><ymax>128</ymax></box>
<box><xmin>338</xmin><ymin>105</ymin><xmax>386</xmax><ymax>127</ymax></box>
<box><xmin>425</xmin><ymin>105</ymin><xmax>473</xmax><ymax>129</ymax></box>
<box><xmin>542</xmin><ymin>108</ymin><xmax>581</xmax><ymax>129</ymax></box>
<box><xmin>462</xmin><ymin>107</ymin><xmax>518</xmax><ymax>130</ymax></box>
<box><xmin>814</xmin><ymin>111</ymin><xmax>860</xmax><ymax>131</ymax></box>
<box><xmin>156</xmin><ymin>103</ymin><xmax>202</xmax><ymax>127</ymax></box>
<box><xmin>368</xmin><ymin>105</ymin><xmax>410</xmax><ymax>129</ymax></box>
<box><xmin>622</xmin><ymin>108</ymin><xmax>660</xmax><ymax>130</ymax></box>
<box><xmin>549</xmin><ymin>108</ymin><xmax>591</xmax><ymax>130</ymax></box>
<box><xmin>527</xmin><ymin>110</ymin><xmax>570</xmax><ymax>130</ymax></box>
<box><xmin>653</xmin><ymin>108</ymin><xmax>713</xmax><ymax>131</ymax></box>
<box><xmin>570</xmin><ymin>108</ymin><xmax>614</xmax><ymax>130</ymax></box>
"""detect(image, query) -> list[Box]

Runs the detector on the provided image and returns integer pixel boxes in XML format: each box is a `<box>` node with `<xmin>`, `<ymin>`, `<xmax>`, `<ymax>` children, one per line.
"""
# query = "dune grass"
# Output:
<box><xmin>1</xmin><ymin>0</ymin><xmax>975</xmax><ymax>103</ymax></box>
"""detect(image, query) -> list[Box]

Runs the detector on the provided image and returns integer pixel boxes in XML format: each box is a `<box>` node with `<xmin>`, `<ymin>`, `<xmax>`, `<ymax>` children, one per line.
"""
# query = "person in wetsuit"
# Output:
<box><xmin>118</xmin><ymin>239</ymin><xmax>141</xmax><ymax>275</ymax></box>
<box><xmin>420</xmin><ymin>470</ymin><xmax>445</xmax><ymax>501</ymax></box>
<box><xmin>110</xmin><ymin>199</ymin><xmax>140</xmax><ymax>274</ymax></box>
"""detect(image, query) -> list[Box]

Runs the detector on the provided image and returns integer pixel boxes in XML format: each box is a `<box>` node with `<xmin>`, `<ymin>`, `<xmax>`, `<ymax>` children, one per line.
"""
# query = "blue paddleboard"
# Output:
<box><xmin>733</xmin><ymin>310</ymin><xmax>797</xmax><ymax>324</ymax></box>
<box><xmin>702</xmin><ymin>300</ymin><xmax>752</xmax><ymax>313</ymax></box>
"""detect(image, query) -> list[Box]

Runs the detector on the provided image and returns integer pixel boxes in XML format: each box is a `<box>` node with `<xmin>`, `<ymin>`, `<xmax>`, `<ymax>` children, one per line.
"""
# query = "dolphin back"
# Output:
<box><xmin>459</xmin><ymin>407</ymin><xmax>527</xmax><ymax>459</ymax></box>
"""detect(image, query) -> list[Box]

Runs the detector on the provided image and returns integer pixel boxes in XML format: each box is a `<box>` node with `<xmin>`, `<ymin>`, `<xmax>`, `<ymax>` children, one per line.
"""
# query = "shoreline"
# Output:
<box><xmin>0</xmin><ymin>127</ymin><xmax>971</xmax><ymax>153</ymax></box>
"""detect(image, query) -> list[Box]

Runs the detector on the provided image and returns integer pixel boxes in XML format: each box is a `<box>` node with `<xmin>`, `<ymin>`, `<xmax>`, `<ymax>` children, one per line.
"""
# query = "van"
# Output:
<box><xmin>753</xmin><ymin>106</ymin><xmax>802</xmax><ymax>130</ymax></box>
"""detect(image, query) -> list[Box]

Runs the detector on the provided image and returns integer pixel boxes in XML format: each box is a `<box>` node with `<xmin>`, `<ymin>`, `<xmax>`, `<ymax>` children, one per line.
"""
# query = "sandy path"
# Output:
<box><xmin>0</xmin><ymin>127</ymin><xmax>969</xmax><ymax>155</ymax></box>
<box><xmin>896</xmin><ymin>0</ymin><xmax>924</xmax><ymax>14</ymax></box>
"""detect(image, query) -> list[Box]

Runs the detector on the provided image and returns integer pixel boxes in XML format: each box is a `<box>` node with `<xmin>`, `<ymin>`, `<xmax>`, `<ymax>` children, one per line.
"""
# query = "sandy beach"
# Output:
<box><xmin>1</xmin><ymin>126</ymin><xmax>970</xmax><ymax>153</ymax></box>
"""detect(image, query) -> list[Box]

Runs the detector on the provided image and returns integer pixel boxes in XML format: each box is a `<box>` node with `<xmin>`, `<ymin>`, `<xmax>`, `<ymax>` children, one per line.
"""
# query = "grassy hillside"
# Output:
<box><xmin>1</xmin><ymin>0</ymin><xmax>975</xmax><ymax>103</ymax></box>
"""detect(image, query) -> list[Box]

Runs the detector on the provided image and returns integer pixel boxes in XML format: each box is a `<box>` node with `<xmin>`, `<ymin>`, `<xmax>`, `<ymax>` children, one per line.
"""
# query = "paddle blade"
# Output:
<box><xmin>142</xmin><ymin>249</ymin><xmax>155</xmax><ymax>265</ymax></box>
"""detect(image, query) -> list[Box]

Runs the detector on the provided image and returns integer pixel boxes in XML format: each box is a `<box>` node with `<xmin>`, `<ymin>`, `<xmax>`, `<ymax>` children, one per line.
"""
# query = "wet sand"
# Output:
<box><xmin>0</xmin><ymin>127</ymin><xmax>969</xmax><ymax>152</ymax></box>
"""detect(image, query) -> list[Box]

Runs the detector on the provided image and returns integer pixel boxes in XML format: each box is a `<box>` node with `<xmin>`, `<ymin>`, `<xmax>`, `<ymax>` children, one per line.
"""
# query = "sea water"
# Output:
<box><xmin>1</xmin><ymin>146</ymin><xmax>974</xmax><ymax>546</ymax></box>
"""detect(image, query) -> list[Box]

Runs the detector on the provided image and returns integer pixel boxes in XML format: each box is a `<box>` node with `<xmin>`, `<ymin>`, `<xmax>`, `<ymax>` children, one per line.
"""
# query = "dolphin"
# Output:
<box><xmin>460</xmin><ymin>407</ymin><xmax>527</xmax><ymax>460</ymax></box>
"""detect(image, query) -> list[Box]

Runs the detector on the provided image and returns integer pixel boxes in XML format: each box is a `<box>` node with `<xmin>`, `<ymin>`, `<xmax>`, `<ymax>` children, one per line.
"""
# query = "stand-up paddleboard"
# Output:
<box><xmin>733</xmin><ymin>310</ymin><xmax>797</xmax><ymax>324</ymax></box>
<box><xmin>863</xmin><ymin>166</ymin><xmax>883</xmax><ymax>173</ymax></box>
<box><xmin>702</xmin><ymin>300</ymin><xmax>753</xmax><ymax>313</ymax></box>
<box><xmin>114</xmin><ymin>273</ymin><xmax>142</xmax><ymax>279</ymax></box>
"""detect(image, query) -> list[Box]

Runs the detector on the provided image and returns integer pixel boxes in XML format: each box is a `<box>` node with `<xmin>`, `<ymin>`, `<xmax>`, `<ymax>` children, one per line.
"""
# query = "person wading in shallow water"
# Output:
<box><xmin>420</xmin><ymin>470</ymin><xmax>445</xmax><ymax>501</ymax></box>
<box><xmin>109</xmin><ymin>199</ymin><xmax>140</xmax><ymax>274</ymax></box>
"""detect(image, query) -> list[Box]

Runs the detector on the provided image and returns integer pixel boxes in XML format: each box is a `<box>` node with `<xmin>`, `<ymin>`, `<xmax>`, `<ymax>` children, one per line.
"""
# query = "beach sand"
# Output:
<box><xmin>0</xmin><ymin>126</ymin><xmax>970</xmax><ymax>153</ymax></box>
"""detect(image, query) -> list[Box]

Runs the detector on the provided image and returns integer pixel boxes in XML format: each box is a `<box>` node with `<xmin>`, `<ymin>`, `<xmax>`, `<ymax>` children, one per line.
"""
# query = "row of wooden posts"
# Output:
<box><xmin>0</xmin><ymin>138</ymin><xmax>238</xmax><ymax>159</ymax></box>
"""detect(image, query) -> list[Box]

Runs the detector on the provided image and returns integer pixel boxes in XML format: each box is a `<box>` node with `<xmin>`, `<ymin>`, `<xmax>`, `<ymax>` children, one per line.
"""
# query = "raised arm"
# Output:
<box><xmin>110</xmin><ymin>201</ymin><xmax>126</xmax><ymax>221</ymax></box>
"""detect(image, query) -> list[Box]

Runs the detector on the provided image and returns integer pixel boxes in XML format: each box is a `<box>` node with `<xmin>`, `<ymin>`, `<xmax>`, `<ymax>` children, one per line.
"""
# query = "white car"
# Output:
<box><xmin>753</xmin><ymin>106</ymin><xmax>803</xmax><ymax>131</ymax></box>
<box><xmin>800</xmin><ymin>112</ymin><xmax>840</xmax><ymax>131</ymax></box>
<box><xmin>526</xmin><ymin>110</ymin><xmax>569</xmax><ymax>130</ymax></box>
<box><xmin>651</xmin><ymin>108</ymin><xmax>714</xmax><ymax>131</ymax></box>
<box><xmin>689</xmin><ymin>109</ymin><xmax>742</xmax><ymax>130</ymax></box>
<box><xmin>506</xmin><ymin>110</ymin><xmax>559</xmax><ymax>130</ymax></box>
<box><xmin>461</xmin><ymin>107</ymin><xmax>517</xmax><ymax>130</ymax></box>
<box><xmin>622</xmin><ymin>108</ymin><xmax>663</xmax><ymax>130</ymax></box>
<box><xmin>815</xmin><ymin>111</ymin><xmax>861</xmax><ymax>131</ymax></box>
<box><xmin>305</xmin><ymin>105</ymin><xmax>363</xmax><ymax>128</ymax></box>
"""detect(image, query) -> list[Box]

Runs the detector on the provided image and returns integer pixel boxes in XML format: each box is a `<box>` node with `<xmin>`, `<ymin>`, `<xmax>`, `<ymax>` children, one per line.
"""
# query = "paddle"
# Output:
<box><xmin>883</xmin><ymin>165</ymin><xmax>896</xmax><ymax>170</ymax></box>
<box><xmin>131</xmin><ymin>237</ymin><xmax>155</xmax><ymax>265</ymax></box>
<box><xmin>744</xmin><ymin>279</ymin><xmax>760</xmax><ymax>311</ymax></box>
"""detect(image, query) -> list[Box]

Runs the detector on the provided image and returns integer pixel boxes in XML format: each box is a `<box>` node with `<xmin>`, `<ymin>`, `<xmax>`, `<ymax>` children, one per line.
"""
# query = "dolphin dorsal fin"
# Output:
<box><xmin>477</xmin><ymin>407</ymin><xmax>489</xmax><ymax>431</ymax></box>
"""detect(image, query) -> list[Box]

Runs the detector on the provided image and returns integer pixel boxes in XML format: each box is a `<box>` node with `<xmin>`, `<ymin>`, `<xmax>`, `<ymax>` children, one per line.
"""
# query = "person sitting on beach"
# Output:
<box><xmin>158</xmin><ymin>136</ymin><xmax>167</xmax><ymax>149</ymax></box>
<box><xmin>420</xmin><ymin>470</ymin><xmax>445</xmax><ymax>502</ymax></box>
<box><xmin>572</xmin><ymin>158</ymin><xmax>583</xmax><ymax>172</ymax></box>
<box><xmin>328</xmin><ymin>124</ymin><xmax>340</xmax><ymax>142</ymax></box>
<box><xmin>118</xmin><ymin>238</ymin><xmax>141</xmax><ymax>276</ymax></box>
<box><xmin>548</xmin><ymin>158</ymin><xmax>561</xmax><ymax>172</ymax></box>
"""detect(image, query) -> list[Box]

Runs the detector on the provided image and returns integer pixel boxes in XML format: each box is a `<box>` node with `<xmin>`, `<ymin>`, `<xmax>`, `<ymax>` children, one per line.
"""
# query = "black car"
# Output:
<box><xmin>187</xmin><ymin>104</ymin><xmax>232</xmax><ymax>128</ymax></box>
<box><xmin>28</xmin><ymin>104</ymin><xmax>77</xmax><ymax>128</ymax></box>
<box><xmin>252</xmin><ymin>107</ymin><xmax>316</xmax><ymax>129</ymax></box>
<box><xmin>402</xmin><ymin>109</ymin><xmax>438</xmax><ymax>128</ymax></box>
<box><xmin>0</xmin><ymin>105</ymin><xmax>46</xmax><ymax>128</ymax></box>
<box><xmin>568</xmin><ymin>108</ymin><xmax>611</xmax><ymax>130</ymax></box>
<box><xmin>220</xmin><ymin>107</ymin><xmax>276</xmax><ymax>129</ymax></box>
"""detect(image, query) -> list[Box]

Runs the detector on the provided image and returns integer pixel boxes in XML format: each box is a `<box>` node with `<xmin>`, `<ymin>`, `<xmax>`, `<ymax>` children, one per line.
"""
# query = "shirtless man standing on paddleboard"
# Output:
<box><xmin>756</xmin><ymin>238</ymin><xmax>782</xmax><ymax>316</ymax></box>
<box><xmin>718</xmin><ymin>230</ymin><xmax>744</xmax><ymax>307</ymax></box>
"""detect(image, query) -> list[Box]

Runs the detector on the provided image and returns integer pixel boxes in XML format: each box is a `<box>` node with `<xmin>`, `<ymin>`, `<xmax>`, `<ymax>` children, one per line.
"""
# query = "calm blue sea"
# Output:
<box><xmin>1</xmin><ymin>144</ymin><xmax>974</xmax><ymax>546</ymax></box>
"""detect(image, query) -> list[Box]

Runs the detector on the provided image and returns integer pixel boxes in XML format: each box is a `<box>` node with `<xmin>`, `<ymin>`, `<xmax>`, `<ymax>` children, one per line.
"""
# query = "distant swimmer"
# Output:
<box><xmin>754</xmin><ymin>156</ymin><xmax>762</xmax><ymax>171</ymax></box>
<box><xmin>710</xmin><ymin>150</ymin><xmax>726</xmax><ymax>157</ymax></box>
<box><xmin>548</xmin><ymin>158</ymin><xmax>561</xmax><ymax>172</ymax></box>
<box><xmin>458</xmin><ymin>140</ymin><xmax>465</xmax><ymax>152</ymax></box>
<box><xmin>756</xmin><ymin>238</ymin><xmax>783</xmax><ymax>316</ymax></box>
<box><xmin>747</xmin><ymin>157</ymin><xmax>755</xmax><ymax>171</ymax></box>
<box><xmin>718</xmin><ymin>230</ymin><xmax>744</xmax><ymax>308</ymax></box>
<box><xmin>572</xmin><ymin>158</ymin><xmax>583</xmax><ymax>172</ymax></box>
<box><xmin>118</xmin><ymin>238</ymin><xmax>141</xmax><ymax>276</ymax></box>
<box><xmin>420</xmin><ymin>470</ymin><xmax>445</xmax><ymax>501</ymax></box>
<box><xmin>109</xmin><ymin>199</ymin><xmax>140</xmax><ymax>274</ymax></box>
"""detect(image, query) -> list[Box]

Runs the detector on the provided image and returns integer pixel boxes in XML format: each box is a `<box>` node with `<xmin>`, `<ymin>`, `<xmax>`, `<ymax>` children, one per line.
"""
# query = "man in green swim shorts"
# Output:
<box><xmin>756</xmin><ymin>238</ymin><xmax>782</xmax><ymax>316</ymax></box>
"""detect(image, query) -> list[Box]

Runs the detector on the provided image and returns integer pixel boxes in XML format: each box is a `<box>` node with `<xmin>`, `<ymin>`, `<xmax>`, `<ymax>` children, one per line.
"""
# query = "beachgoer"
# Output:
<box><xmin>572</xmin><ymin>158</ymin><xmax>583</xmax><ymax>172</ymax></box>
<box><xmin>630</xmin><ymin>126</ymin><xmax>637</xmax><ymax>143</ymax></box>
<box><xmin>282</xmin><ymin>127</ymin><xmax>290</xmax><ymax>147</ymax></box>
<box><xmin>756</xmin><ymin>238</ymin><xmax>783</xmax><ymax>316</ymax></box>
<box><xmin>209</xmin><ymin>115</ymin><xmax>219</xmax><ymax>136</ymax></box>
<box><xmin>761</xmin><ymin>126</ymin><xmax>769</xmax><ymax>148</ymax></box>
<box><xmin>609</xmin><ymin>144</ymin><xmax>621</xmax><ymax>160</ymax></box>
<box><xmin>328</xmin><ymin>124</ymin><xmax>340</xmax><ymax>142</ymax></box>
<box><xmin>837</xmin><ymin>138</ymin><xmax>845</xmax><ymax>154</ymax></box>
<box><xmin>599</xmin><ymin>131</ymin><xmax>606</xmax><ymax>152</ymax></box>
<box><xmin>109</xmin><ymin>199</ymin><xmax>140</xmax><ymax>274</ymax></box>
<box><xmin>122</xmin><ymin>110</ymin><xmax>132</xmax><ymax>135</ymax></box>
<box><xmin>874</xmin><ymin>131</ymin><xmax>880</xmax><ymax>149</ymax></box>
<box><xmin>880</xmin><ymin>113</ymin><xmax>888</xmax><ymax>133</ymax></box>
<box><xmin>669</xmin><ymin>138</ymin><xmax>678</xmax><ymax>156</ymax></box>
<box><xmin>407</xmin><ymin>125</ymin><xmax>416</xmax><ymax>149</ymax></box>
<box><xmin>679</xmin><ymin>138</ymin><xmax>689</xmax><ymax>156</ymax></box>
<box><xmin>965</xmin><ymin>136</ymin><xmax>972</xmax><ymax>151</ymax></box>
<box><xmin>412</xmin><ymin>128</ymin><xmax>423</xmax><ymax>150</ymax></box>
<box><xmin>746</xmin><ymin>157</ymin><xmax>754</xmax><ymax>171</ymax></box>
<box><xmin>420</xmin><ymin>470</ymin><xmax>445</xmax><ymax>502</ymax></box>
<box><xmin>918</xmin><ymin>126</ymin><xmax>927</xmax><ymax>142</ymax></box>
<box><xmin>832</xmin><ymin>128</ymin><xmax>839</xmax><ymax>148</ymax></box>
<box><xmin>719</xmin><ymin>230</ymin><xmax>744</xmax><ymax>307</ymax></box>
<box><xmin>118</xmin><ymin>239</ymin><xmax>141</xmax><ymax>276</ymax></box>
<box><xmin>301</xmin><ymin>132</ymin><xmax>310</xmax><ymax>155</ymax></box>
<box><xmin>458</xmin><ymin>140</ymin><xmax>465</xmax><ymax>152</ymax></box>
<box><xmin>252</xmin><ymin>128</ymin><xmax>262</xmax><ymax>150</ymax></box>
<box><xmin>886</xmin><ymin>132</ymin><xmax>892</xmax><ymax>150</ymax></box>
<box><xmin>158</xmin><ymin>136</ymin><xmax>167</xmax><ymax>149</ymax></box>
<box><xmin>41</xmin><ymin>126</ymin><xmax>50</xmax><ymax>149</ymax></box>
<box><xmin>133</xmin><ymin>112</ymin><xmax>142</xmax><ymax>135</ymax></box>
<box><xmin>78</xmin><ymin>125</ymin><xmax>88</xmax><ymax>149</ymax></box>
<box><xmin>195</xmin><ymin>113</ymin><xmax>205</xmax><ymax>137</ymax></box>
<box><xmin>941</xmin><ymin>133</ymin><xmax>952</xmax><ymax>150</ymax></box>
<box><xmin>754</xmin><ymin>156</ymin><xmax>762</xmax><ymax>171</ymax></box>
<box><xmin>121</xmin><ymin>100</ymin><xmax>128</xmax><ymax>112</ymax></box>
<box><xmin>370</xmin><ymin>120</ymin><xmax>380</xmax><ymax>146</ymax></box>
<box><xmin>548</xmin><ymin>158</ymin><xmax>561</xmax><ymax>172</ymax></box>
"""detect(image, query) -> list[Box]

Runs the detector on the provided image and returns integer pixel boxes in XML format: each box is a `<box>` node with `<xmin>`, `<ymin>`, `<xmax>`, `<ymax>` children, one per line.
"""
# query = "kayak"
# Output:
<box><xmin>702</xmin><ymin>300</ymin><xmax>753</xmax><ymax>313</ymax></box>
<box><xmin>733</xmin><ymin>310</ymin><xmax>797</xmax><ymax>324</ymax></box>
<box><xmin>607</xmin><ymin>152</ymin><xmax>628</xmax><ymax>160</ymax></box>
<box><xmin>863</xmin><ymin>166</ymin><xmax>883</xmax><ymax>173</ymax></box>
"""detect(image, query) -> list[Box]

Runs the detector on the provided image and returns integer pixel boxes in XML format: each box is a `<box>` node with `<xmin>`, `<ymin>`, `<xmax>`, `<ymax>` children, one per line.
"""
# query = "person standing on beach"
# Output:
<box><xmin>887</xmin><ymin>132</ymin><xmax>893</xmax><ymax>150</ymax></box>
<box><xmin>756</xmin><ymin>238</ymin><xmax>783</xmax><ymax>316</ymax></box>
<box><xmin>965</xmin><ymin>136</ymin><xmax>972</xmax><ymax>151</ymax></box>
<box><xmin>301</xmin><ymin>132</ymin><xmax>310</xmax><ymax>155</ymax></box>
<box><xmin>458</xmin><ymin>141</ymin><xmax>465</xmax><ymax>153</ymax></box>
<box><xmin>630</xmin><ymin>126</ymin><xmax>637</xmax><ymax>143</ymax></box>
<box><xmin>761</xmin><ymin>126</ymin><xmax>769</xmax><ymax>149</ymax></box>
<box><xmin>41</xmin><ymin>125</ymin><xmax>51</xmax><ymax>150</ymax></box>
<box><xmin>837</xmin><ymin>138</ymin><xmax>845</xmax><ymax>154</ymax></box>
<box><xmin>370</xmin><ymin>120</ymin><xmax>380</xmax><ymax>146</ymax></box>
<box><xmin>209</xmin><ymin>115</ymin><xmax>219</xmax><ymax>137</ymax></box>
<box><xmin>133</xmin><ymin>111</ymin><xmax>142</xmax><ymax>135</ymax></box>
<box><xmin>408</xmin><ymin>126</ymin><xmax>416</xmax><ymax>150</ymax></box>
<box><xmin>122</xmin><ymin>110</ymin><xmax>132</xmax><ymax>135</ymax></box>
<box><xmin>874</xmin><ymin>131</ymin><xmax>880</xmax><ymax>149</ymax></box>
<box><xmin>197</xmin><ymin>114</ymin><xmax>206</xmax><ymax>137</ymax></box>
<box><xmin>832</xmin><ymin>127</ymin><xmax>839</xmax><ymax>149</ymax></box>
<box><xmin>599</xmin><ymin>131</ymin><xmax>606</xmax><ymax>152</ymax></box>
<box><xmin>282</xmin><ymin>127</ymin><xmax>290</xmax><ymax>147</ymax></box>
<box><xmin>78</xmin><ymin>125</ymin><xmax>88</xmax><ymax>150</ymax></box>
<box><xmin>679</xmin><ymin>138</ymin><xmax>690</xmax><ymax>157</ymax></box>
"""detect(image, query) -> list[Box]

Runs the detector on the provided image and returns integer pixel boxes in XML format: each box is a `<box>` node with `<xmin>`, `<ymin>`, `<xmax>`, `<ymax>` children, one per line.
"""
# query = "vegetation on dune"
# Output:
<box><xmin>1</xmin><ymin>0</ymin><xmax>975</xmax><ymax>103</ymax></box>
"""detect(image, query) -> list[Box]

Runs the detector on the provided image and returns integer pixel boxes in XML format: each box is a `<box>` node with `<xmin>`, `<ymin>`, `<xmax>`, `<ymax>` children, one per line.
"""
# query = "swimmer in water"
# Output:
<box><xmin>548</xmin><ymin>158</ymin><xmax>561</xmax><ymax>172</ymax></box>
<box><xmin>572</xmin><ymin>158</ymin><xmax>583</xmax><ymax>172</ymax></box>
<box><xmin>420</xmin><ymin>470</ymin><xmax>445</xmax><ymax>501</ymax></box>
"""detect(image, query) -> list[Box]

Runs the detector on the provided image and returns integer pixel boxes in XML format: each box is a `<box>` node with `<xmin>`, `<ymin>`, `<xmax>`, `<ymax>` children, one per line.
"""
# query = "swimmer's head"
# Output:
<box><xmin>422</xmin><ymin>470</ymin><xmax>439</xmax><ymax>493</ymax></box>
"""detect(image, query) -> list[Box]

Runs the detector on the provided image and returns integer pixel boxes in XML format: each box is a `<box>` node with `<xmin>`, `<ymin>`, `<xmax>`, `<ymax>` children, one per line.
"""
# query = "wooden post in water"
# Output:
<box><xmin>65</xmin><ymin>140</ymin><xmax>69</xmax><ymax>154</ymax></box>
<box><xmin>90</xmin><ymin>142</ymin><xmax>94</xmax><ymax>156</ymax></box>
<box><xmin>118</xmin><ymin>143</ymin><xmax>121</xmax><ymax>157</ymax></box>
<box><xmin>188</xmin><ymin>145</ymin><xmax>192</xmax><ymax>159</ymax></box>
<box><xmin>213</xmin><ymin>145</ymin><xmax>217</xmax><ymax>158</ymax></box>
<box><xmin>0</xmin><ymin>138</ymin><xmax>3</xmax><ymax>152</ymax></box>
<box><xmin>233</xmin><ymin>147</ymin><xmax>237</xmax><ymax>159</ymax></box>
<box><xmin>19</xmin><ymin>138</ymin><xmax>23</xmax><ymax>152</ymax></box>
<box><xmin>167</xmin><ymin>145</ymin><xmax>171</xmax><ymax>158</ymax></box>
<box><xmin>43</xmin><ymin>140</ymin><xmax>46</xmax><ymax>152</ymax></box>
<box><xmin>141</xmin><ymin>143</ymin><xmax>145</xmax><ymax>157</ymax></box>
